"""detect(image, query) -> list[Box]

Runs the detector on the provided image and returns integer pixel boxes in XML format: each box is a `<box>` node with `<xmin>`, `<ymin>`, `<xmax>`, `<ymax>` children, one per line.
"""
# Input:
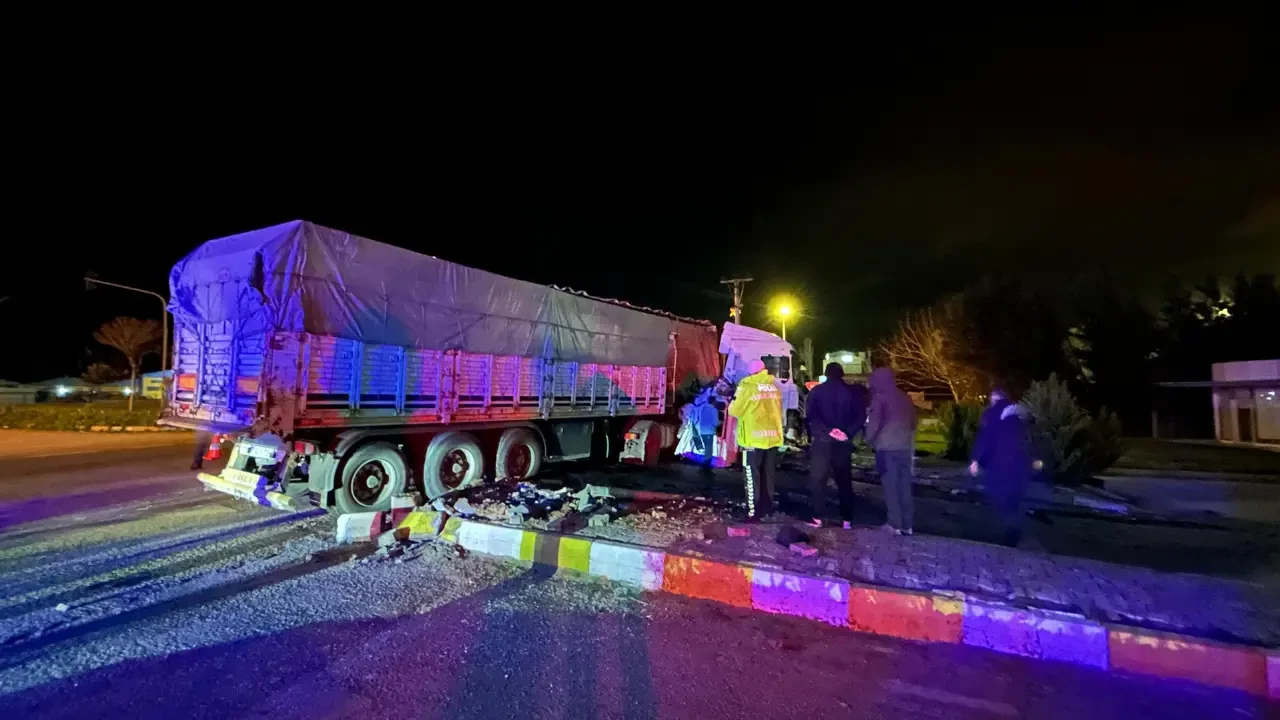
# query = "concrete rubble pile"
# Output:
<box><xmin>424</xmin><ymin>481</ymin><xmax>623</xmax><ymax>532</ymax></box>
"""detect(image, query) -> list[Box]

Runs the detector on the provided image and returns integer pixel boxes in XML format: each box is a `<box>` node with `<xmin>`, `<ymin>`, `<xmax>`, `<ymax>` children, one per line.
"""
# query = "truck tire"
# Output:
<box><xmin>422</xmin><ymin>432</ymin><xmax>484</xmax><ymax>499</ymax></box>
<box><xmin>335</xmin><ymin>442</ymin><xmax>407</xmax><ymax>514</ymax></box>
<box><xmin>494</xmin><ymin>428</ymin><xmax>544</xmax><ymax>481</ymax></box>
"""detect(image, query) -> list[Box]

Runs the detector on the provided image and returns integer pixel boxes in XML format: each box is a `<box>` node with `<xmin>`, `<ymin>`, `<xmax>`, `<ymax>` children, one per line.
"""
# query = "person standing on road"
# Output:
<box><xmin>728</xmin><ymin>359</ymin><xmax>784</xmax><ymax>520</ymax></box>
<box><xmin>866</xmin><ymin>367</ymin><xmax>918</xmax><ymax>535</ymax></box>
<box><xmin>803</xmin><ymin>362</ymin><xmax>866</xmax><ymax>529</ymax></box>
<box><xmin>691</xmin><ymin>387</ymin><xmax>720</xmax><ymax>477</ymax></box>
<box><xmin>191</xmin><ymin>430</ymin><xmax>213</xmax><ymax>471</ymax></box>
<box><xmin>970</xmin><ymin>388</ymin><xmax>1038</xmax><ymax>547</ymax></box>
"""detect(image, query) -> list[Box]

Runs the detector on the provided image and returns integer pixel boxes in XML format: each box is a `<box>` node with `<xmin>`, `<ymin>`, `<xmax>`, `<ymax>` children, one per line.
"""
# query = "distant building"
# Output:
<box><xmin>0</xmin><ymin>380</ymin><xmax>38</xmax><ymax>405</ymax></box>
<box><xmin>821</xmin><ymin>350</ymin><xmax>871</xmax><ymax>379</ymax></box>
<box><xmin>31</xmin><ymin>377</ymin><xmax>98</xmax><ymax>400</ymax></box>
<box><xmin>1211</xmin><ymin>360</ymin><xmax>1279</xmax><ymax>447</ymax></box>
<box><xmin>1154</xmin><ymin>360</ymin><xmax>1280</xmax><ymax>448</ymax></box>
<box><xmin>103</xmin><ymin>371</ymin><xmax>170</xmax><ymax>399</ymax></box>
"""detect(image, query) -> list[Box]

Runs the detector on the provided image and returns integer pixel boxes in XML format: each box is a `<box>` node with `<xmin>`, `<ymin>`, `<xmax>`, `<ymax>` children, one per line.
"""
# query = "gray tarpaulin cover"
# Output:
<box><xmin>169</xmin><ymin>221</ymin><xmax>720</xmax><ymax>378</ymax></box>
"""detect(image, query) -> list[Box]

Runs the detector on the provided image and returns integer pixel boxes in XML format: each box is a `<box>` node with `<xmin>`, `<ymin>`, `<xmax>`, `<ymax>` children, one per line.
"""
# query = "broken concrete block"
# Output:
<box><xmin>789</xmin><ymin>542</ymin><xmax>819</xmax><ymax>558</ymax></box>
<box><xmin>398</xmin><ymin>510</ymin><xmax>446</xmax><ymax>539</ymax></box>
<box><xmin>701</xmin><ymin>524</ymin><xmax>728</xmax><ymax>540</ymax></box>
<box><xmin>588</xmin><ymin>512</ymin><xmax>611</xmax><ymax>527</ymax></box>
<box><xmin>336</xmin><ymin>511</ymin><xmax>382</xmax><ymax>543</ymax></box>
<box><xmin>452</xmin><ymin>498</ymin><xmax>477</xmax><ymax>517</ymax></box>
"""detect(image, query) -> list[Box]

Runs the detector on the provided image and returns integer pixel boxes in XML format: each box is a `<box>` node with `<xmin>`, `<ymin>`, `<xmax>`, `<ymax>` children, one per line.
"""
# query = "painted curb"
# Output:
<box><xmin>336</xmin><ymin>511</ymin><xmax>383</xmax><ymax>543</ymax></box>
<box><xmin>847</xmin><ymin>586</ymin><xmax>962</xmax><ymax>643</ymax></box>
<box><xmin>342</xmin><ymin>510</ymin><xmax>1277</xmax><ymax>698</ymax></box>
<box><xmin>1108</xmin><ymin>629</ymin><xmax>1270</xmax><ymax>697</ymax></box>
<box><xmin>88</xmin><ymin>425</ymin><xmax>187</xmax><ymax>432</ymax></box>
<box><xmin>963</xmin><ymin>600</ymin><xmax>1108</xmax><ymax>669</ymax></box>
<box><xmin>752</xmin><ymin>569</ymin><xmax>848</xmax><ymax>627</ymax></box>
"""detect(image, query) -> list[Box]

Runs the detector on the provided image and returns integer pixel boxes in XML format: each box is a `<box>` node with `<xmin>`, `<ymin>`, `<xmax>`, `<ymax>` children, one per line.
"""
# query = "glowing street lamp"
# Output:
<box><xmin>768</xmin><ymin>297</ymin><xmax>798</xmax><ymax>340</ymax></box>
<box><xmin>776</xmin><ymin>303</ymin><xmax>793</xmax><ymax>341</ymax></box>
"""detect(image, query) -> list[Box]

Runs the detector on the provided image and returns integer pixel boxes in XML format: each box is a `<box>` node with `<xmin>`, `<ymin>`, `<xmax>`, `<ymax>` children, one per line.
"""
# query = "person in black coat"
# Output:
<box><xmin>969</xmin><ymin>388</ymin><xmax>1037</xmax><ymax>547</ymax></box>
<box><xmin>803</xmin><ymin>362</ymin><xmax>867</xmax><ymax>528</ymax></box>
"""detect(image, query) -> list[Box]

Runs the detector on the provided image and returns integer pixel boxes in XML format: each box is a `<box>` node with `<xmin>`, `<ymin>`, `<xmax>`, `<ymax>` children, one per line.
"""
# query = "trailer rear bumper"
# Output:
<box><xmin>197</xmin><ymin>470</ymin><xmax>300</xmax><ymax>511</ymax></box>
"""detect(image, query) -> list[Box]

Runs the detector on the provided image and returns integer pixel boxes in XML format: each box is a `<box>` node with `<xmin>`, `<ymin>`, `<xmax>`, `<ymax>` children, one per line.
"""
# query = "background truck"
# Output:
<box><xmin>160</xmin><ymin>221</ymin><xmax>721</xmax><ymax>514</ymax></box>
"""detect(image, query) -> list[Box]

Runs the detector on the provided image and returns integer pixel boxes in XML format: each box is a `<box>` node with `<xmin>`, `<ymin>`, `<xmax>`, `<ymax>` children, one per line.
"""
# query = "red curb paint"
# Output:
<box><xmin>662</xmin><ymin>555</ymin><xmax>752</xmax><ymax>608</ymax></box>
<box><xmin>847</xmin><ymin>587</ymin><xmax>963</xmax><ymax>644</ymax></box>
<box><xmin>1108</xmin><ymin>630</ymin><xmax>1269</xmax><ymax>696</ymax></box>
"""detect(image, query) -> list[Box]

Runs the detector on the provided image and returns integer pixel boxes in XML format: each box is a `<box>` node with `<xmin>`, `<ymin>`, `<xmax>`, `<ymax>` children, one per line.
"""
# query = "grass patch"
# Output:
<box><xmin>915</xmin><ymin>429</ymin><xmax>948</xmax><ymax>457</ymax></box>
<box><xmin>0</xmin><ymin>400</ymin><xmax>163</xmax><ymax>431</ymax></box>
<box><xmin>1116</xmin><ymin>437</ymin><xmax>1280</xmax><ymax>477</ymax></box>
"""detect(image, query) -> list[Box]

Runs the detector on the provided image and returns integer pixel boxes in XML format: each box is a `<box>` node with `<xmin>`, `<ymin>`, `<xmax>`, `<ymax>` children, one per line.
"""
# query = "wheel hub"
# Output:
<box><xmin>441</xmin><ymin>449</ymin><xmax>471</xmax><ymax>489</ymax></box>
<box><xmin>351</xmin><ymin>462</ymin><xmax>389</xmax><ymax>507</ymax></box>
<box><xmin>507</xmin><ymin>444</ymin><xmax>532</xmax><ymax>478</ymax></box>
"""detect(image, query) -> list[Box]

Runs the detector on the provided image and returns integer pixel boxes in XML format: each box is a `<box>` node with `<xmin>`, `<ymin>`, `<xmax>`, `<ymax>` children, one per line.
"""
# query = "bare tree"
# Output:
<box><xmin>94</xmin><ymin>317</ymin><xmax>161</xmax><ymax>410</ymax></box>
<box><xmin>878</xmin><ymin>305</ymin><xmax>981</xmax><ymax>402</ymax></box>
<box><xmin>82</xmin><ymin>362</ymin><xmax>124</xmax><ymax>385</ymax></box>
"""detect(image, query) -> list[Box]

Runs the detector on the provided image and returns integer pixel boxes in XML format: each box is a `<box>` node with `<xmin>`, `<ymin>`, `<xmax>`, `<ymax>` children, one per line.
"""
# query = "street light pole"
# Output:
<box><xmin>84</xmin><ymin>277</ymin><xmax>169</xmax><ymax>398</ymax></box>
<box><xmin>719</xmin><ymin>277</ymin><xmax>753</xmax><ymax>325</ymax></box>
<box><xmin>776</xmin><ymin>303</ymin><xmax>793</xmax><ymax>342</ymax></box>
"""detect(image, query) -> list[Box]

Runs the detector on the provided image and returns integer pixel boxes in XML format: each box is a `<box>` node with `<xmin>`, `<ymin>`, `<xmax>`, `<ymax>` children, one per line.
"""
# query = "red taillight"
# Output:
<box><xmin>625</xmin><ymin>432</ymin><xmax>639</xmax><ymax>441</ymax></box>
<box><xmin>293</xmin><ymin>441</ymin><xmax>317</xmax><ymax>455</ymax></box>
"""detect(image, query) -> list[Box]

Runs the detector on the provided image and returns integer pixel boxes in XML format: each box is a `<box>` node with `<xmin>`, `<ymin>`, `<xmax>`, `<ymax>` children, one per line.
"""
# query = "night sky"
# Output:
<box><xmin>4</xmin><ymin>20</ymin><xmax>1277</xmax><ymax>382</ymax></box>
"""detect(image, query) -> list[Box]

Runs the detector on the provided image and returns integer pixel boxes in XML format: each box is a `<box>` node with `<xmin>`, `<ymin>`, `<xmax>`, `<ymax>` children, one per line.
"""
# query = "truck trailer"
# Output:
<box><xmin>161</xmin><ymin>221</ymin><xmax>720</xmax><ymax>514</ymax></box>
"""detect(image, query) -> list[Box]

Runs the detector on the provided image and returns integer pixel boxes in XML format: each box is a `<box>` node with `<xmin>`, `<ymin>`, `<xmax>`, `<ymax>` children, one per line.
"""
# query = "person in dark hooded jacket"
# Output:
<box><xmin>969</xmin><ymin>388</ymin><xmax>1037</xmax><ymax>547</ymax></box>
<box><xmin>803</xmin><ymin>362</ymin><xmax>867</xmax><ymax>528</ymax></box>
<box><xmin>866</xmin><ymin>367</ymin><xmax>917</xmax><ymax>534</ymax></box>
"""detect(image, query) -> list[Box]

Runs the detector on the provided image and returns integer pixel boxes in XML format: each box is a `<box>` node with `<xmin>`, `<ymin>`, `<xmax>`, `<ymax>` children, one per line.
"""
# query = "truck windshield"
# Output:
<box><xmin>761</xmin><ymin>355</ymin><xmax>791</xmax><ymax>381</ymax></box>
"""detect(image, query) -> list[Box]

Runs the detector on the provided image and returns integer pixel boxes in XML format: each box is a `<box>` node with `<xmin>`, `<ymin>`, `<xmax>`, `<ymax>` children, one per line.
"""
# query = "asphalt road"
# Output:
<box><xmin>0</xmin><ymin>438</ymin><xmax>1273</xmax><ymax>718</ymax></box>
<box><xmin>0</xmin><ymin>431</ymin><xmax>211</xmax><ymax>532</ymax></box>
<box><xmin>1102</xmin><ymin>474</ymin><xmax>1280</xmax><ymax>523</ymax></box>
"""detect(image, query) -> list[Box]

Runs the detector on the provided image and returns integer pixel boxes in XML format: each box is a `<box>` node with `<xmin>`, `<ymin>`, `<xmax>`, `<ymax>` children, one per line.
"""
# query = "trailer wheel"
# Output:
<box><xmin>335</xmin><ymin>442</ymin><xmax>407</xmax><ymax>514</ymax></box>
<box><xmin>422</xmin><ymin>432</ymin><xmax>484</xmax><ymax>499</ymax></box>
<box><xmin>495</xmin><ymin>428</ymin><xmax>544</xmax><ymax>481</ymax></box>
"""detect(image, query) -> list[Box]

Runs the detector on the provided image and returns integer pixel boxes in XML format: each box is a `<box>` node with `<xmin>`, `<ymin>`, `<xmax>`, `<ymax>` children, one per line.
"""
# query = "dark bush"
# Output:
<box><xmin>1023</xmin><ymin>374</ymin><xmax>1123</xmax><ymax>484</ymax></box>
<box><xmin>0</xmin><ymin>400</ymin><xmax>161</xmax><ymax>431</ymax></box>
<box><xmin>1084</xmin><ymin>407</ymin><xmax>1125</xmax><ymax>476</ymax></box>
<box><xmin>937</xmin><ymin>401</ymin><xmax>983</xmax><ymax>460</ymax></box>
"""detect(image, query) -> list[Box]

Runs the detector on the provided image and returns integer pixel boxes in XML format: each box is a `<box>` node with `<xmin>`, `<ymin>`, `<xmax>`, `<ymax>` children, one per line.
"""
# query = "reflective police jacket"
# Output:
<box><xmin>727</xmin><ymin>370</ymin><xmax>785</xmax><ymax>450</ymax></box>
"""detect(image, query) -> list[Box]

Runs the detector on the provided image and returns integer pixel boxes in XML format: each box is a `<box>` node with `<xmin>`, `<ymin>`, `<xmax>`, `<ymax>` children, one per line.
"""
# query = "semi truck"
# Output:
<box><xmin>160</xmin><ymin>221</ymin><xmax>721</xmax><ymax>514</ymax></box>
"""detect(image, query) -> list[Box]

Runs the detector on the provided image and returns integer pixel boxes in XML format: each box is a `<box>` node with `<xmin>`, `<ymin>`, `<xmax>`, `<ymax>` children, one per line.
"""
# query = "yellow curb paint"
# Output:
<box><xmin>932</xmin><ymin>597</ymin><xmax>964</xmax><ymax>616</ymax></box>
<box><xmin>440</xmin><ymin>516</ymin><xmax>464</xmax><ymax>543</ymax></box>
<box><xmin>519</xmin><ymin>530</ymin><xmax>537</xmax><ymax>562</ymax></box>
<box><xmin>558</xmin><ymin>537</ymin><xmax>593</xmax><ymax>574</ymax></box>
<box><xmin>397</xmin><ymin>511</ymin><xmax>440</xmax><ymax>535</ymax></box>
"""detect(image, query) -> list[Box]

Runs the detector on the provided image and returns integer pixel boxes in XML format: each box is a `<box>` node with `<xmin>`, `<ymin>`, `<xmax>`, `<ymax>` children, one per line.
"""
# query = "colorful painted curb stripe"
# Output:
<box><xmin>963</xmin><ymin>600</ymin><xmax>1108</xmax><ymax>669</ymax></box>
<box><xmin>341</xmin><ymin>510</ymin><xmax>1279</xmax><ymax>700</ymax></box>
<box><xmin>1108</xmin><ymin>630</ymin><xmax>1270</xmax><ymax>697</ymax></box>
<box><xmin>336</xmin><ymin>511</ymin><xmax>382</xmax><ymax>543</ymax></box>
<box><xmin>847</xmin><ymin>586</ymin><xmax>962</xmax><ymax>643</ymax></box>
